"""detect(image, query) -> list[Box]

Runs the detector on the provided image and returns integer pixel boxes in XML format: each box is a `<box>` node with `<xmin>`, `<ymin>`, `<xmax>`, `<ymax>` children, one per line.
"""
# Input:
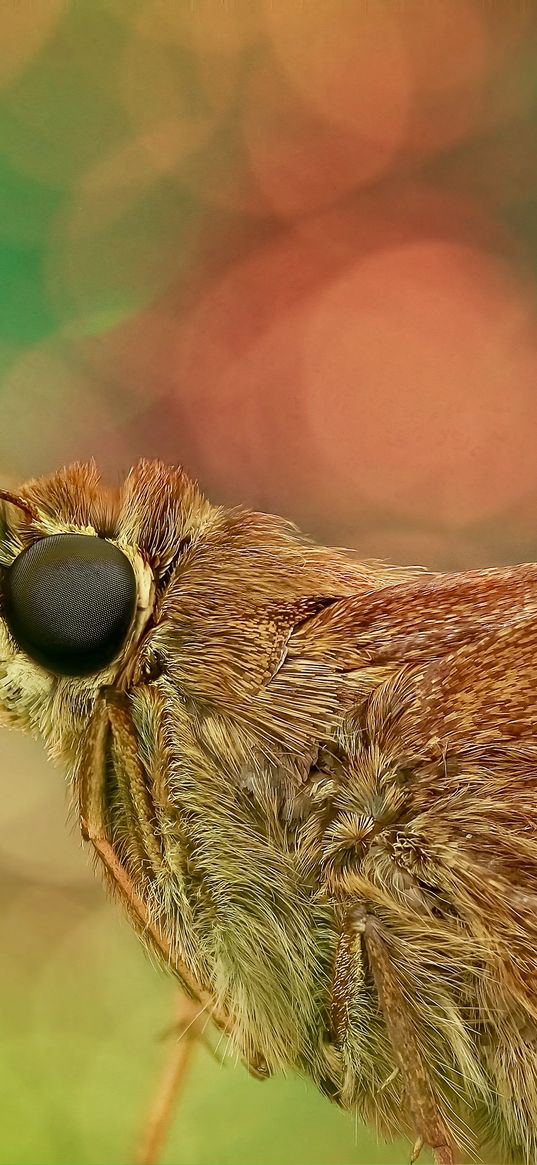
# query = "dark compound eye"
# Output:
<box><xmin>2</xmin><ymin>534</ymin><xmax>137</xmax><ymax>677</ymax></box>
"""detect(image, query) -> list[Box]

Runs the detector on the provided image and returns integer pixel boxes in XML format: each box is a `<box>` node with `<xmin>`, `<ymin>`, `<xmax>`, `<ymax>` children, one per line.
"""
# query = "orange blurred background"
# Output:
<box><xmin>1</xmin><ymin>3</ymin><xmax>537</xmax><ymax>1163</ymax></box>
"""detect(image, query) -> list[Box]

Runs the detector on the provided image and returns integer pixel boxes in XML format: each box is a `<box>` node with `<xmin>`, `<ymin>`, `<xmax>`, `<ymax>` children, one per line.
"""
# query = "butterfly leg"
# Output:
<box><xmin>134</xmin><ymin>993</ymin><xmax>205</xmax><ymax>1165</ymax></box>
<box><xmin>78</xmin><ymin>697</ymin><xmax>214</xmax><ymax>1006</ymax></box>
<box><xmin>363</xmin><ymin>916</ymin><xmax>459</xmax><ymax>1165</ymax></box>
<box><xmin>78</xmin><ymin>700</ymin><xmax>234</xmax><ymax>1162</ymax></box>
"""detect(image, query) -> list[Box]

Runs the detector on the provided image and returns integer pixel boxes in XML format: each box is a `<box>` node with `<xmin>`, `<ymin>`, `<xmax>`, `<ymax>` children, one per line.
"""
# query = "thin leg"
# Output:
<box><xmin>410</xmin><ymin>1136</ymin><xmax>424</xmax><ymax>1163</ymax></box>
<box><xmin>135</xmin><ymin>994</ymin><xmax>202</xmax><ymax>1165</ymax></box>
<box><xmin>78</xmin><ymin>699</ymin><xmax>231</xmax><ymax>1027</ymax></box>
<box><xmin>78</xmin><ymin>696</ymin><xmax>269</xmax><ymax>1165</ymax></box>
<box><xmin>363</xmin><ymin>917</ymin><xmax>459</xmax><ymax>1165</ymax></box>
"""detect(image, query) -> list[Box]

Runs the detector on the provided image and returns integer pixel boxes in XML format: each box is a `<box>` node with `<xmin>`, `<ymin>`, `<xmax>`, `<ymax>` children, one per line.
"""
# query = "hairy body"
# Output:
<box><xmin>1</xmin><ymin>459</ymin><xmax>537</xmax><ymax>1164</ymax></box>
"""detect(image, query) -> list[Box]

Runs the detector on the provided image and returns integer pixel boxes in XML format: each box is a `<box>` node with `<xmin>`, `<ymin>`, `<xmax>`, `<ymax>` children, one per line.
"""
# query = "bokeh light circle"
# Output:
<box><xmin>302</xmin><ymin>241</ymin><xmax>537</xmax><ymax>527</ymax></box>
<box><xmin>0</xmin><ymin>0</ymin><xmax>63</xmax><ymax>92</ymax></box>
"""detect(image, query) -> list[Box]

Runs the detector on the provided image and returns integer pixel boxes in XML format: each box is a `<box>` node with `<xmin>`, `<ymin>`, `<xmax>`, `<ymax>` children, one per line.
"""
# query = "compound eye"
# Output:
<box><xmin>2</xmin><ymin>534</ymin><xmax>137</xmax><ymax>676</ymax></box>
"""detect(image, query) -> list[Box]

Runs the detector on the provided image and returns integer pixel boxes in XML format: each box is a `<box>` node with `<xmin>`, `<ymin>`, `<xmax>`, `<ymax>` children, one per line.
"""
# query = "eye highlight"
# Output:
<box><xmin>2</xmin><ymin>533</ymin><xmax>137</xmax><ymax>677</ymax></box>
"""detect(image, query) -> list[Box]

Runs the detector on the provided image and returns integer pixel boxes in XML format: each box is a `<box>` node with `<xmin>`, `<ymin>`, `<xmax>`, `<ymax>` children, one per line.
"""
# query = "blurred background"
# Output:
<box><xmin>1</xmin><ymin>1</ymin><xmax>537</xmax><ymax>1162</ymax></box>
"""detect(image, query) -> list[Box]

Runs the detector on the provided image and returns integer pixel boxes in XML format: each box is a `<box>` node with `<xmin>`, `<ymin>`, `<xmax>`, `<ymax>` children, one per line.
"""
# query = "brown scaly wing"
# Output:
<box><xmin>289</xmin><ymin>561</ymin><xmax>537</xmax><ymax>671</ymax></box>
<box><xmin>290</xmin><ymin>564</ymin><xmax>537</xmax><ymax>1163</ymax></box>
